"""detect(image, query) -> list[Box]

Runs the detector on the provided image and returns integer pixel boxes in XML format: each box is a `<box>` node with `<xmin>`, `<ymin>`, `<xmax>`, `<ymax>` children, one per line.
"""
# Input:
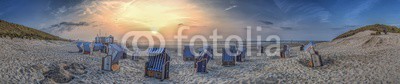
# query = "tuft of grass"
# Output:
<box><xmin>333</xmin><ymin>24</ymin><xmax>400</xmax><ymax>40</ymax></box>
<box><xmin>0</xmin><ymin>20</ymin><xmax>65</xmax><ymax>40</ymax></box>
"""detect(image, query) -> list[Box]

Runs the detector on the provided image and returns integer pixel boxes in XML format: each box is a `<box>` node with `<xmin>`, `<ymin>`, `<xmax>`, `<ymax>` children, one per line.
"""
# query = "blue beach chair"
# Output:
<box><xmin>76</xmin><ymin>42</ymin><xmax>83</xmax><ymax>52</ymax></box>
<box><xmin>303</xmin><ymin>42</ymin><xmax>323</xmax><ymax>67</ymax></box>
<box><xmin>83</xmin><ymin>42</ymin><xmax>92</xmax><ymax>54</ymax></box>
<box><xmin>183</xmin><ymin>45</ymin><xmax>195</xmax><ymax>61</ymax></box>
<box><xmin>144</xmin><ymin>48</ymin><xmax>170</xmax><ymax>81</ymax></box>
<box><xmin>108</xmin><ymin>44</ymin><xmax>125</xmax><ymax>64</ymax></box>
<box><xmin>195</xmin><ymin>49</ymin><xmax>212</xmax><ymax>73</ymax></box>
<box><xmin>101</xmin><ymin>44</ymin><xmax>125</xmax><ymax>71</ymax></box>
<box><xmin>236</xmin><ymin>47</ymin><xmax>247</xmax><ymax>62</ymax></box>
<box><xmin>222</xmin><ymin>45</ymin><xmax>238</xmax><ymax>66</ymax></box>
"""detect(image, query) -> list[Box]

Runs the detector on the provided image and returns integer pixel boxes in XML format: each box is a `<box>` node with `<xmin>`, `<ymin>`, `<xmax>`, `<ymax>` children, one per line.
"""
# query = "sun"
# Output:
<box><xmin>151</xmin><ymin>31</ymin><xmax>158</xmax><ymax>34</ymax></box>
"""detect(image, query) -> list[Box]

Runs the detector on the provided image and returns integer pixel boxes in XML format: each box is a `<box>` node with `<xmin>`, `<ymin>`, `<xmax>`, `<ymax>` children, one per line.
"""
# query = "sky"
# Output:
<box><xmin>1</xmin><ymin>0</ymin><xmax>400</xmax><ymax>41</ymax></box>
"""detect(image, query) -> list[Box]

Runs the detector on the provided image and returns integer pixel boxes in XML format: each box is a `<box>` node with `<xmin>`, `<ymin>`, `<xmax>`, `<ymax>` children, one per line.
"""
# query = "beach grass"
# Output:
<box><xmin>0</xmin><ymin>20</ymin><xmax>64</xmax><ymax>40</ymax></box>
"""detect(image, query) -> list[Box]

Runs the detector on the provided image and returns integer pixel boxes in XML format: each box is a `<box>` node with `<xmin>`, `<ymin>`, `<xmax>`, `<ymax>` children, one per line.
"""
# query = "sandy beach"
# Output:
<box><xmin>0</xmin><ymin>30</ymin><xmax>399</xmax><ymax>83</ymax></box>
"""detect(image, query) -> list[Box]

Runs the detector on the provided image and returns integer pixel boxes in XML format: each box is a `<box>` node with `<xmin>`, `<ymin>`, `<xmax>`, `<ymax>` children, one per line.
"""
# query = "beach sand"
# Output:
<box><xmin>1</xmin><ymin>30</ymin><xmax>399</xmax><ymax>83</ymax></box>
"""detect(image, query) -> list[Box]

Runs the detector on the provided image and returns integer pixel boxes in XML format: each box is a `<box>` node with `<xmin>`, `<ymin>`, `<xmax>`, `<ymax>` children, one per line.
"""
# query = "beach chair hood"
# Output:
<box><xmin>303</xmin><ymin>42</ymin><xmax>315</xmax><ymax>52</ymax></box>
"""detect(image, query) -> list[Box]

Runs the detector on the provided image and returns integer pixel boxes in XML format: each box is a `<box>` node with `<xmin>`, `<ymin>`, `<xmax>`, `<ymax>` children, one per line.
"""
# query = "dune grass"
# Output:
<box><xmin>0</xmin><ymin>20</ymin><xmax>64</xmax><ymax>40</ymax></box>
<box><xmin>333</xmin><ymin>24</ymin><xmax>400</xmax><ymax>40</ymax></box>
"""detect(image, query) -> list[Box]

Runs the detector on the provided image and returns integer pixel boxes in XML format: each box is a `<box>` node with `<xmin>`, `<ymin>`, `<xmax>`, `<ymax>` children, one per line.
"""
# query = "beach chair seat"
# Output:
<box><xmin>236</xmin><ymin>47</ymin><xmax>246</xmax><ymax>62</ymax></box>
<box><xmin>183</xmin><ymin>45</ymin><xmax>195</xmax><ymax>61</ymax></box>
<box><xmin>83</xmin><ymin>42</ymin><xmax>92</xmax><ymax>54</ymax></box>
<box><xmin>93</xmin><ymin>43</ymin><xmax>105</xmax><ymax>52</ymax></box>
<box><xmin>76</xmin><ymin>42</ymin><xmax>83</xmax><ymax>52</ymax></box>
<box><xmin>144</xmin><ymin>48</ymin><xmax>170</xmax><ymax>81</ymax></box>
<box><xmin>222</xmin><ymin>45</ymin><xmax>238</xmax><ymax>66</ymax></box>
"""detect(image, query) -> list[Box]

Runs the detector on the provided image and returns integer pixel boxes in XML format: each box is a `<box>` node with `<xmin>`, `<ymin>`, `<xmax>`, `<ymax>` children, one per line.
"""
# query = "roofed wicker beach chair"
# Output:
<box><xmin>76</xmin><ymin>42</ymin><xmax>83</xmax><ymax>53</ymax></box>
<box><xmin>194</xmin><ymin>49</ymin><xmax>211</xmax><ymax>73</ymax></box>
<box><xmin>183</xmin><ymin>45</ymin><xmax>195</xmax><ymax>61</ymax></box>
<box><xmin>236</xmin><ymin>47</ymin><xmax>247</xmax><ymax>62</ymax></box>
<box><xmin>280</xmin><ymin>45</ymin><xmax>290</xmax><ymax>58</ymax></box>
<box><xmin>108</xmin><ymin>44</ymin><xmax>125</xmax><ymax>63</ymax></box>
<box><xmin>144</xmin><ymin>48</ymin><xmax>170</xmax><ymax>81</ymax></box>
<box><xmin>303</xmin><ymin>42</ymin><xmax>323</xmax><ymax>67</ymax></box>
<box><xmin>300</xmin><ymin>45</ymin><xmax>304</xmax><ymax>51</ymax></box>
<box><xmin>258</xmin><ymin>45</ymin><xmax>265</xmax><ymax>53</ymax></box>
<box><xmin>94</xmin><ymin>35</ymin><xmax>114</xmax><ymax>53</ymax></box>
<box><xmin>82</xmin><ymin>42</ymin><xmax>92</xmax><ymax>54</ymax></box>
<box><xmin>222</xmin><ymin>45</ymin><xmax>238</xmax><ymax>66</ymax></box>
<box><xmin>101</xmin><ymin>44</ymin><xmax>125</xmax><ymax>71</ymax></box>
<box><xmin>131</xmin><ymin>49</ymin><xmax>140</xmax><ymax>61</ymax></box>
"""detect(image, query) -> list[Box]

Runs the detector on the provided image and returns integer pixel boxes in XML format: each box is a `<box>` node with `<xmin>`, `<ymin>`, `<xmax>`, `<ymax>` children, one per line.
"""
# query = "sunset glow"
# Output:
<box><xmin>113</xmin><ymin>0</ymin><xmax>210</xmax><ymax>31</ymax></box>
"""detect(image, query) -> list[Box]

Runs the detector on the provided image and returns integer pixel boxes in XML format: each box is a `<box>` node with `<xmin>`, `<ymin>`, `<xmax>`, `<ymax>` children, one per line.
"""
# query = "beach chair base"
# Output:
<box><xmin>145</xmin><ymin>70</ymin><xmax>169</xmax><ymax>80</ymax></box>
<box><xmin>222</xmin><ymin>61</ymin><xmax>235</xmax><ymax>66</ymax></box>
<box><xmin>83</xmin><ymin>51</ymin><xmax>91</xmax><ymax>54</ymax></box>
<box><xmin>144</xmin><ymin>62</ymin><xmax>170</xmax><ymax>81</ymax></box>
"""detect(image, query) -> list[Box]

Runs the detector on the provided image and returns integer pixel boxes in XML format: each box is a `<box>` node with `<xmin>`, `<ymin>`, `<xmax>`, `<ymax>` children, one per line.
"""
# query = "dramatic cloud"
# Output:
<box><xmin>280</xmin><ymin>27</ymin><xmax>293</xmax><ymax>30</ymax></box>
<box><xmin>259</xmin><ymin>20</ymin><xmax>274</xmax><ymax>25</ymax></box>
<box><xmin>273</xmin><ymin>0</ymin><xmax>332</xmax><ymax>23</ymax></box>
<box><xmin>1</xmin><ymin>0</ymin><xmax>400</xmax><ymax>41</ymax></box>
<box><xmin>43</xmin><ymin>21</ymin><xmax>90</xmax><ymax>34</ymax></box>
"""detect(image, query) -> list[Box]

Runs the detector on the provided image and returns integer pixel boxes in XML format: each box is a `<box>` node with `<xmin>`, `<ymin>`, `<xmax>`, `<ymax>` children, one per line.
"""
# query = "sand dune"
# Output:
<box><xmin>1</xmin><ymin>30</ymin><xmax>399</xmax><ymax>83</ymax></box>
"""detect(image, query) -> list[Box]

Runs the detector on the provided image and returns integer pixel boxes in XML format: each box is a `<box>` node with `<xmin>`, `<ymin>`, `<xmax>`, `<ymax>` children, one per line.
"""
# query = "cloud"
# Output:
<box><xmin>259</xmin><ymin>20</ymin><xmax>274</xmax><ymax>25</ymax></box>
<box><xmin>273</xmin><ymin>0</ymin><xmax>332</xmax><ymax>23</ymax></box>
<box><xmin>43</xmin><ymin>21</ymin><xmax>90</xmax><ymax>34</ymax></box>
<box><xmin>224</xmin><ymin>5</ymin><xmax>237</xmax><ymax>11</ymax></box>
<box><xmin>280</xmin><ymin>27</ymin><xmax>293</xmax><ymax>30</ymax></box>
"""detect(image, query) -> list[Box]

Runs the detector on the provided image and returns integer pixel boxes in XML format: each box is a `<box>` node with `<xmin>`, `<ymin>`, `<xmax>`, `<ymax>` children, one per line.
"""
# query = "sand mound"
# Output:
<box><xmin>42</xmin><ymin>63</ymin><xmax>87</xmax><ymax>83</ymax></box>
<box><xmin>43</xmin><ymin>63</ymin><xmax>74</xmax><ymax>83</ymax></box>
<box><xmin>65</xmin><ymin>63</ymin><xmax>87</xmax><ymax>75</ymax></box>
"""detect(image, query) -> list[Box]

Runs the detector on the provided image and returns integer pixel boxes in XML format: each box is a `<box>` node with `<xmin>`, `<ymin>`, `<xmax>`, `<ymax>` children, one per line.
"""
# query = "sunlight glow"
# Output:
<box><xmin>113</xmin><ymin>0</ymin><xmax>208</xmax><ymax>31</ymax></box>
